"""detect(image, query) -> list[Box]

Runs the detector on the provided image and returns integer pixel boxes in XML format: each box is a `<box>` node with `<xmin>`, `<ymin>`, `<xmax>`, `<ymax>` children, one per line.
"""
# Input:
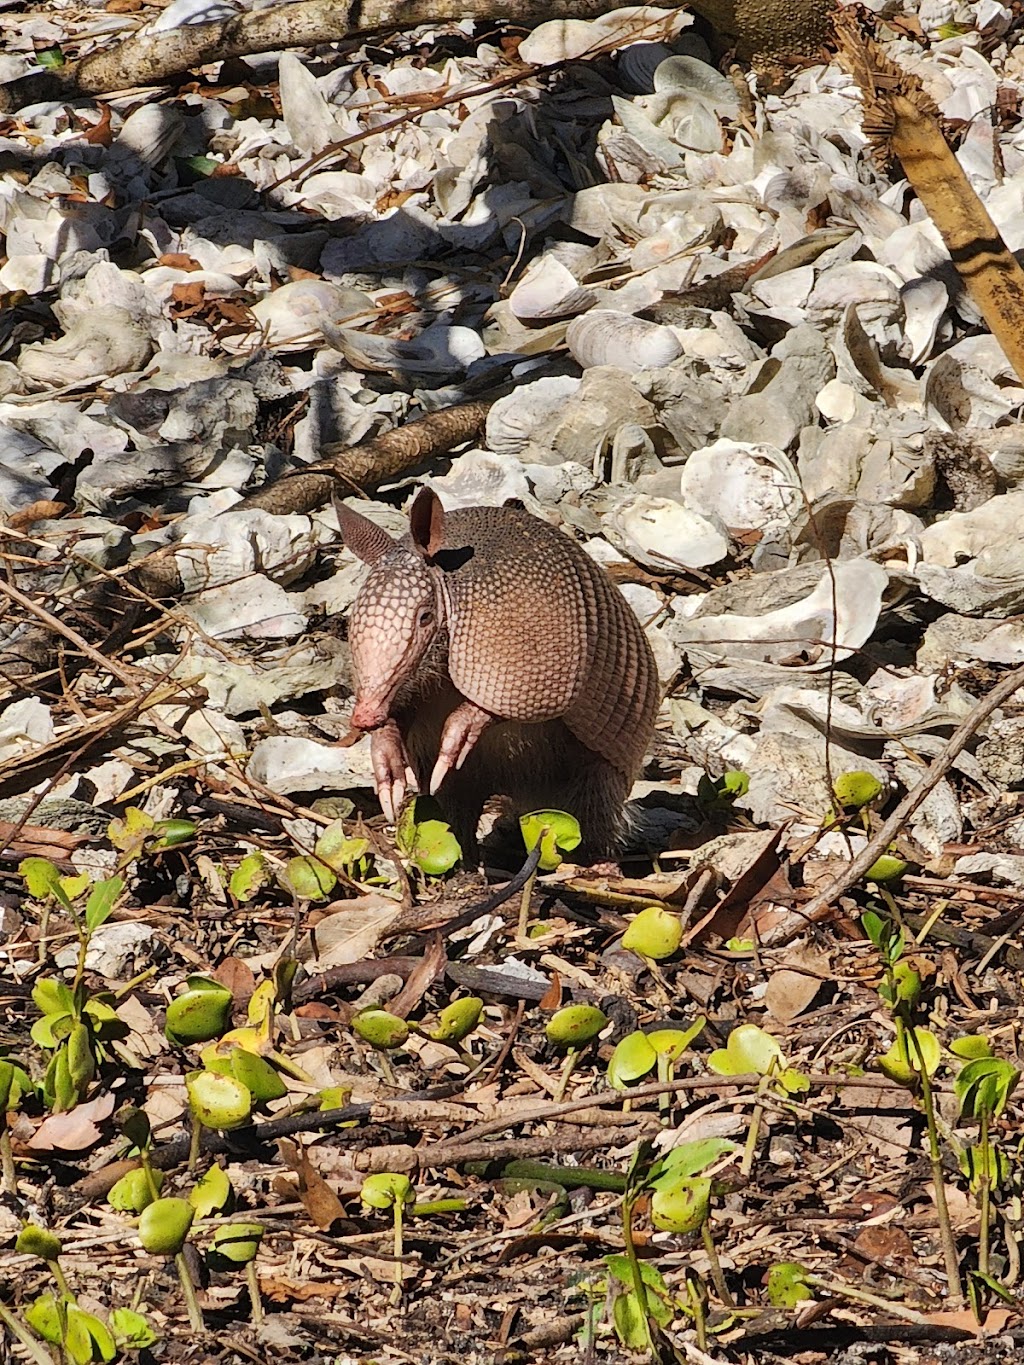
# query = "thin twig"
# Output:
<box><xmin>777</xmin><ymin>663</ymin><xmax>1024</xmax><ymax>944</ymax></box>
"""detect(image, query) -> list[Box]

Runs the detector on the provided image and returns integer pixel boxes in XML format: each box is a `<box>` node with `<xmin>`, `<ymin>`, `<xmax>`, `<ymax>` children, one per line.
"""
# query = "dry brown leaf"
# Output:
<box><xmin>763</xmin><ymin>940</ymin><xmax>830</xmax><ymax>1022</ymax></box>
<box><xmin>27</xmin><ymin>1094</ymin><xmax>116</xmax><ymax>1151</ymax></box>
<box><xmin>299</xmin><ymin>895</ymin><xmax>404</xmax><ymax>969</ymax></box>
<box><xmin>213</xmin><ymin>955</ymin><xmax>256</xmax><ymax>1005</ymax></box>
<box><xmin>277</xmin><ymin>1137</ymin><xmax>348</xmax><ymax>1230</ymax></box>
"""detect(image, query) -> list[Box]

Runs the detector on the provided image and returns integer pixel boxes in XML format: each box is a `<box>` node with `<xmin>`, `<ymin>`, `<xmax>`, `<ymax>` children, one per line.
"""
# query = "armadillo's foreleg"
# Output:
<box><xmin>429</xmin><ymin>700</ymin><xmax>495</xmax><ymax>796</ymax></box>
<box><xmin>370</xmin><ymin>720</ymin><xmax>418</xmax><ymax>823</ymax></box>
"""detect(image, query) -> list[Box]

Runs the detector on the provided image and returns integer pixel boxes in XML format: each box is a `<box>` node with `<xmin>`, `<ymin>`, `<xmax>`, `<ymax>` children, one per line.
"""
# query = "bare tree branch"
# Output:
<box><xmin>0</xmin><ymin>0</ymin><xmax>624</xmax><ymax>110</ymax></box>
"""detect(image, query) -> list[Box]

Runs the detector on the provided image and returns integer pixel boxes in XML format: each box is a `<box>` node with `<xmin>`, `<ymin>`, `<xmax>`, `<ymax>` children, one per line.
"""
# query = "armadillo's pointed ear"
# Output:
<box><xmin>409</xmin><ymin>487</ymin><xmax>446</xmax><ymax>561</ymax></box>
<box><xmin>333</xmin><ymin>493</ymin><xmax>395</xmax><ymax>565</ymax></box>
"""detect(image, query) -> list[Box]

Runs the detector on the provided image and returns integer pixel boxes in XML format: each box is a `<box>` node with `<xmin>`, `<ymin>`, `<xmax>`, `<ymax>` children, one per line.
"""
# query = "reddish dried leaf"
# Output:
<box><xmin>28</xmin><ymin>1094</ymin><xmax>116</xmax><ymax>1151</ymax></box>
<box><xmin>277</xmin><ymin>1138</ymin><xmax>347</xmax><ymax>1230</ymax></box>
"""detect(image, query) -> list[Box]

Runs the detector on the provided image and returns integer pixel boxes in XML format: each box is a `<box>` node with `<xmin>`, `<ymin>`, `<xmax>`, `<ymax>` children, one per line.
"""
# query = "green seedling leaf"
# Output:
<box><xmin>314</xmin><ymin>822</ymin><xmax>373</xmax><ymax>876</ymax></box>
<box><xmin>70</xmin><ymin>1307</ymin><xmax>116</xmax><ymax>1364</ymax></box>
<box><xmin>959</xmin><ymin>1143</ymin><xmax>1011</xmax><ymax>1193</ymax></box>
<box><xmin>861</xmin><ymin>909</ymin><xmax>904</xmax><ymax>966</ymax></box>
<box><xmin>708</xmin><ymin>1023</ymin><xmax>784</xmax><ymax>1077</ymax></box>
<box><xmin>545</xmin><ymin>1005</ymin><xmax>607</xmax><ymax>1049</ymax></box>
<box><xmin>725</xmin><ymin>936</ymin><xmax>755</xmax><ymax>951</ymax></box>
<box><xmin>20</xmin><ymin>856</ymin><xmax>68</xmax><ymax>905</ymax></box>
<box><xmin>107</xmin><ymin>806</ymin><xmax>155</xmax><ymax>857</ymax></box>
<box><xmin>138</xmin><ymin>1197</ymin><xmax>194</xmax><ymax>1255</ymax></box>
<box><xmin>46</xmin><ymin>1047</ymin><xmax>77</xmax><ymax>1111</ymax></box>
<box><xmin>607</xmin><ymin>1030</ymin><xmax>657</xmax><ymax>1089</ymax></box>
<box><xmin>621</xmin><ymin>905</ymin><xmax>682</xmax><ymax>960</ymax></box>
<box><xmin>26</xmin><ymin>1293</ymin><xmax>63</xmax><ymax>1344</ymax></box>
<box><xmin>519</xmin><ymin>809</ymin><xmax>581</xmax><ymax>871</ymax></box>
<box><xmin>16</xmin><ymin>1224</ymin><xmax>62</xmax><ymax>1261</ymax></box>
<box><xmin>650</xmin><ymin>1175</ymin><xmax>711</xmax><ymax>1233</ymax></box>
<box><xmin>612</xmin><ymin>1290</ymin><xmax>649</xmax><ymax>1350</ymax></box>
<box><xmin>396</xmin><ymin>799</ymin><xmax>463</xmax><ymax>876</ymax></box>
<box><xmin>950</xmin><ymin>1035</ymin><xmax>992</xmax><ymax>1061</ymax></box>
<box><xmin>115</xmin><ymin>1104</ymin><xmax>152</xmax><ymax>1152</ymax></box>
<box><xmin>109</xmin><ymin>1167</ymin><xmax>163</xmax><ymax>1213</ymax></box>
<box><xmin>353</xmin><ymin>1009</ymin><xmax>409</xmax><ymax>1050</ymax></box>
<box><xmin>361</xmin><ymin>1172</ymin><xmax>413</xmax><ymax>1209</ymax></box>
<box><xmin>428</xmin><ymin>996</ymin><xmax>483</xmax><ymax>1044</ymax></box>
<box><xmin>879</xmin><ymin>959</ymin><xmax>922</xmax><ymax>1008</ymax></box>
<box><xmin>318</xmin><ymin>1086</ymin><xmax>351</xmax><ymax>1110</ymax></box>
<box><xmin>767</xmin><ymin>1261</ymin><xmax>815</xmax><ymax>1308</ymax></box>
<box><xmin>779</xmin><ymin>1067</ymin><xmax>810</xmax><ymax>1094</ymax></box>
<box><xmin>67</xmin><ymin>1022</ymin><xmax>96</xmax><ymax>1090</ymax></box>
<box><xmin>246</xmin><ymin>978</ymin><xmax>276</xmax><ymax>1031</ymax></box>
<box><xmin>209</xmin><ymin>1221</ymin><xmax>263</xmax><ymax>1265</ymax></box>
<box><xmin>149</xmin><ymin>819</ymin><xmax>197</xmax><ymax>850</ymax></box>
<box><xmin>165</xmin><ymin>978</ymin><xmax>233</xmax><ymax>1045</ymax></box>
<box><xmin>280</xmin><ymin>855</ymin><xmax>336</xmax><ymax>900</ymax></box>
<box><xmin>189</xmin><ymin>1162</ymin><xmax>232</xmax><ymax>1216</ymax></box>
<box><xmin>187</xmin><ymin>1070</ymin><xmax>252</xmax><ymax>1130</ymax></box>
<box><xmin>651</xmin><ymin>1138</ymin><xmax>736</xmax><ymax>1186</ymax></box>
<box><xmin>877</xmin><ymin>1027</ymin><xmax>941</xmax><ymax>1085</ymax></box>
<box><xmin>697</xmin><ymin>768</ymin><xmax>750</xmax><ymax>811</ymax></box>
<box><xmin>35</xmin><ymin>45</ymin><xmax>65</xmax><ymax>68</ymax></box>
<box><xmin>955</xmin><ymin>1057</ymin><xmax>1020</xmax><ymax>1120</ymax></box>
<box><xmin>32</xmin><ymin>977</ymin><xmax>76</xmax><ymax>1024</ymax></box>
<box><xmin>110</xmin><ymin>1308</ymin><xmax>159</xmax><ymax>1350</ymax></box>
<box><xmin>0</xmin><ymin>1057</ymin><xmax>32</xmax><ymax>1109</ymax></box>
<box><xmin>646</xmin><ymin>1018</ymin><xmax>706</xmax><ymax>1061</ymax></box>
<box><xmin>833</xmin><ymin>771</ymin><xmax>883</xmax><ymax>810</ymax></box>
<box><xmin>84</xmin><ymin>876</ymin><xmax>123</xmax><ymax>933</ymax></box>
<box><xmin>229</xmin><ymin>1047</ymin><xmax>289</xmax><ymax>1102</ymax></box>
<box><xmin>229</xmin><ymin>851</ymin><xmax>271</xmax><ymax>903</ymax></box>
<box><xmin>865</xmin><ymin>854</ymin><xmax>909</xmax><ymax>884</ymax></box>
<box><xmin>179</xmin><ymin>154</ymin><xmax>221</xmax><ymax>176</ymax></box>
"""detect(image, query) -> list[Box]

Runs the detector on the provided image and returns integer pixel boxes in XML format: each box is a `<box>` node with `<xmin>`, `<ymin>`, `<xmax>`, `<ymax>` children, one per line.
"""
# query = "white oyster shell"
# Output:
<box><xmin>222</xmin><ymin>281</ymin><xmax>374</xmax><ymax>354</ymax></box>
<box><xmin>678</xmin><ymin>439</ymin><xmax>800</xmax><ymax>534</ymax></box>
<box><xmin>612</xmin><ymin>495</ymin><xmax>729</xmax><ymax>571</ymax></box>
<box><xmin>508</xmin><ymin>256</ymin><xmax>598</xmax><ymax>324</ymax></box>
<box><xmin>566</xmin><ymin>310</ymin><xmax>682</xmax><ymax>372</ymax></box>
<box><xmin>18</xmin><ymin>308</ymin><xmax>153</xmax><ymax>385</ymax></box>
<box><xmin>673</xmin><ymin>560</ymin><xmax>888</xmax><ymax>669</ymax></box>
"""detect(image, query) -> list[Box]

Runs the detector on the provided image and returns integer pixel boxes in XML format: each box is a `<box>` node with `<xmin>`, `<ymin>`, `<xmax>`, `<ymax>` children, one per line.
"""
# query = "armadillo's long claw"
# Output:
<box><xmin>429</xmin><ymin>701</ymin><xmax>494</xmax><ymax>795</ymax></box>
<box><xmin>370</xmin><ymin>721</ymin><xmax>413</xmax><ymax>825</ymax></box>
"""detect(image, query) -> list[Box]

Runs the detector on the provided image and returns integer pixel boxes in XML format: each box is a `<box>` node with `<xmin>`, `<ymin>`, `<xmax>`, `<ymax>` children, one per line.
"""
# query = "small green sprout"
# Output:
<box><xmin>621</xmin><ymin>905</ymin><xmax>682</xmax><ymax>960</ymax></box>
<box><xmin>207</xmin><ymin>1223</ymin><xmax>265</xmax><ymax>1326</ymax></box>
<box><xmin>361</xmin><ymin>1173</ymin><xmax>414</xmax><ymax>1304</ymax></box>
<box><xmin>517</xmin><ymin>809</ymin><xmax>581</xmax><ymax>938</ymax></box>
<box><xmin>164</xmin><ymin>976</ymin><xmax>233</xmax><ymax>1046</ymax></box>
<box><xmin>396</xmin><ymin>797</ymin><xmax>462</xmax><ymax>876</ymax></box>
<box><xmin>545</xmin><ymin>1005</ymin><xmax>608</xmax><ymax>1101</ymax></box>
<box><xmin>137</xmin><ymin>1198</ymin><xmax>203</xmax><ymax>1331</ymax></box>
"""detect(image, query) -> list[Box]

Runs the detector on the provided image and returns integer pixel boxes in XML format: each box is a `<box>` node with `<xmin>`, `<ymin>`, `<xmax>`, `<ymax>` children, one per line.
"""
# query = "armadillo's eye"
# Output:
<box><xmin>418</xmin><ymin>608</ymin><xmax>434</xmax><ymax>626</ymax></box>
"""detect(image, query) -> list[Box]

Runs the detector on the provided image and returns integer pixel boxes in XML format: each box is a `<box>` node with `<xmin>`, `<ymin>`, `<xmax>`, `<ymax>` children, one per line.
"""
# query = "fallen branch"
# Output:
<box><xmin>0</xmin><ymin>0</ymin><xmax>626</xmax><ymax>111</ymax></box>
<box><xmin>240</xmin><ymin>398</ymin><xmax>493</xmax><ymax>514</ymax></box>
<box><xmin>772</xmin><ymin>661</ymin><xmax>1024</xmax><ymax>945</ymax></box>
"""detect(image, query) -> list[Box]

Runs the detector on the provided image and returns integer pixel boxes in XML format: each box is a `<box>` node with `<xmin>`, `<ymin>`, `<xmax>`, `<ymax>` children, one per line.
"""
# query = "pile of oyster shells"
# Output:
<box><xmin>2</xmin><ymin>0</ymin><xmax>1023</xmax><ymax>879</ymax></box>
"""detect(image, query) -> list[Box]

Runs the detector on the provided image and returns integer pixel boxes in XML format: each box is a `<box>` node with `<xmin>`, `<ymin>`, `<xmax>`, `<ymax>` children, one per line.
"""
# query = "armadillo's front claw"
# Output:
<box><xmin>370</xmin><ymin>721</ymin><xmax>417</xmax><ymax>824</ymax></box>
<box><xmin>429</xmin><ymin>701</ymin><xmax>494</xmax><ymax>796</ymax></box>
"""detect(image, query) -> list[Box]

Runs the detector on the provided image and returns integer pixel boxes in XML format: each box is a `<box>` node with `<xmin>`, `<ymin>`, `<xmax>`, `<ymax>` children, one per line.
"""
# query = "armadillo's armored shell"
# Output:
<box><xmin>427</xmin><ymin>505</ymin><xmax>659</xmax><ymax>778</ymax></box>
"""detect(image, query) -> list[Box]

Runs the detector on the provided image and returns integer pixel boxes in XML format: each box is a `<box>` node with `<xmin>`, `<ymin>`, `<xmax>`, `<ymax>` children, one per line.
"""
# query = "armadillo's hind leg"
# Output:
<box><xmin>429</xmin><ymin>700</ymin><xmax>495</xmax><ymax>796</ymax></box>
<box><xmin>560</xmin><ymin>759</ymin><xmax>631</xmax><ymax>862</ymax></box>
<box><xmin>370</xmin><ymin>720</ymin><xmax>418</xmax><ymax>823</ymax></box>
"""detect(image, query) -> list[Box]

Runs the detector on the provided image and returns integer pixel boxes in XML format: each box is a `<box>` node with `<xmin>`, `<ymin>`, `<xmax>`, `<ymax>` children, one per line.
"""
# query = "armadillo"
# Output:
<box><xmin>337</xmin><ymin>488</ymin><xmax>660</xmax><ymax>861</ymax></box>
